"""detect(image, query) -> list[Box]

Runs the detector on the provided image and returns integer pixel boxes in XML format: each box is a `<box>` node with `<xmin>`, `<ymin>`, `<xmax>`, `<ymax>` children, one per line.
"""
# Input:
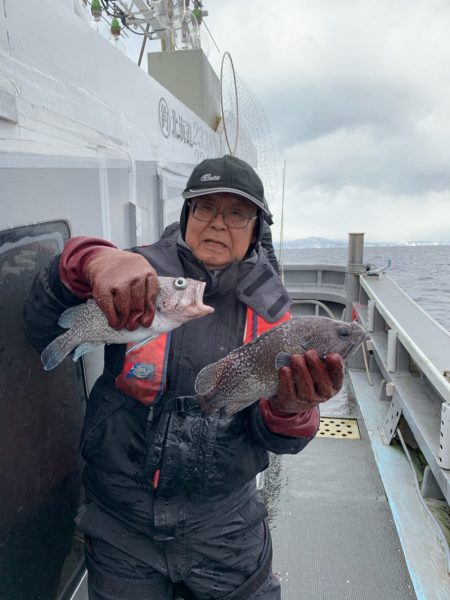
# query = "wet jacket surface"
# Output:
<box><xmin>23</xmin><ymin>230</ymin><xmax>314</xmax><ymax>535</ymax></box>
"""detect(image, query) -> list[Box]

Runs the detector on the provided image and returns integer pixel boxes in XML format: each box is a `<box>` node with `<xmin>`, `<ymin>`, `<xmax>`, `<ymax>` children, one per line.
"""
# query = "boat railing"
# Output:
<box><xmin>281</xmin><ymin>233</ymin><xmax>450</xmax><ymax>508</ymax></box>
<box><xmin>282</xmin><ymin>263</ymin><xmax>348</xmax><ymax>319</ymax></box>
<box><xmin>352</xmin><ymin>270</ymin><xmax>450</xmax><ymax>506</ymax></box>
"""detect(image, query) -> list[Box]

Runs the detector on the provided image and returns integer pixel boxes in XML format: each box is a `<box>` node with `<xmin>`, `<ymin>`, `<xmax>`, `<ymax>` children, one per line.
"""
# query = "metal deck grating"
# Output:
<box><xmin>318</xmin><ymin>417</ymin><xmax>361</xmax><ymax>439</ymax></box>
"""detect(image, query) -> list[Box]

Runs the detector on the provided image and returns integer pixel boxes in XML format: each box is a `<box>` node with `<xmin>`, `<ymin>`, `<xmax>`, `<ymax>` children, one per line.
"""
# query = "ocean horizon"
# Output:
<box><xmin>273</xmin><ymin>238</ymin><xmax>450</xmax><ymax>249</ymax></box>
<box><xmin>275</xmin><ymin>244</ymin><xmax>450</xmax><ymax>331</ymax></box>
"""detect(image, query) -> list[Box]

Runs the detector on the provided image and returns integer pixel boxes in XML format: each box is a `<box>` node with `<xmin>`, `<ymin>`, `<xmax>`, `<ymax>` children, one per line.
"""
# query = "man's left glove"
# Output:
<box><xmin>59</xmin><ymin>236</ymin><xmax>159</xmax><ymax>331</ymax></box>
<box><xmin>83</xmin><ymin>247</ymin><xmax>159</xmax><ymax>331</ymax></box>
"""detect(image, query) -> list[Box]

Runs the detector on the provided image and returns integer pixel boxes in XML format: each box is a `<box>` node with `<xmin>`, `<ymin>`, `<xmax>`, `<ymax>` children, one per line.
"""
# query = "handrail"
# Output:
<box><xmin>359</xmin><ymin>274</ymin><xmax>450</xmax><ymax>402</ymax></box>
<box><xmin>354</xmin><ymin>272</ymin><xmax>450</xmax><ymax>505</ymax></box>
<box><xmin>291</xmin><ymin>299</ymin><xmax>336</xmax><ymax>319</ymax></box>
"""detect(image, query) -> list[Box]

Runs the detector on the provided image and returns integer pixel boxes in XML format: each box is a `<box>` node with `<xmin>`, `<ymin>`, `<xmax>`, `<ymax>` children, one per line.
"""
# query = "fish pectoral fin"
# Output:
<box><xmin>275</xmin><ymin>352</ymin><xmax>292</xmax><ymax>369</ymax></box>
<box><xmin>73</xmin><ymin>342</ymin><xmax>103</xmax><ymax>362</ymax></box>
<box><xmin>125</xmin><ymin>336</ymin><xmax>154</xmax><ymax>355</ymax></box>
<box><xmin>58</xmin><ymin>304</ymin><xmax>85</xmax><ymax>329</ymax></box>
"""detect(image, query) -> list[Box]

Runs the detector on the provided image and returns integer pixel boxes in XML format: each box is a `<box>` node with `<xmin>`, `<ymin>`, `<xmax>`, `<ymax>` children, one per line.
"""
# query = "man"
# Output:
<box><xmin>24</xmin><ymin>155</ymin><xmax>343</xmax><ymax>599</ymax></box>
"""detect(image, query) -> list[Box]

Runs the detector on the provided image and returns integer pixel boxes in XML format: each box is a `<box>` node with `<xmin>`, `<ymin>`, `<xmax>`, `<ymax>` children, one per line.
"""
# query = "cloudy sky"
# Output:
<box><xmin>197</xmin><ymin>0</ymin><xmax>450</xmax><ymax>243</ymax></box>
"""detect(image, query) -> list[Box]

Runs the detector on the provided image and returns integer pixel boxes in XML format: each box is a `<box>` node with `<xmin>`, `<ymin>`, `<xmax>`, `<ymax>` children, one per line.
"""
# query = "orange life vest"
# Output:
<box><xmin>115</xmin><ymin>306</ymin><xmax>291</xmax><ymax>405</ymax></box>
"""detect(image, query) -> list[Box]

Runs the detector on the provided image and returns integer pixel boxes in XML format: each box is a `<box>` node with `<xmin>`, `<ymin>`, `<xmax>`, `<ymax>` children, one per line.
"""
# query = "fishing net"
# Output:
<box><xmin>219</xmin><ymin>52</ymin><xmax>282</xmax><ymax>211</ymax></box>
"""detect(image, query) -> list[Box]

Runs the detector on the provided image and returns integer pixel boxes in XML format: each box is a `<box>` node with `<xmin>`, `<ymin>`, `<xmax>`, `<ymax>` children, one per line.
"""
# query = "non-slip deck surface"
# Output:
<box><xmin>266</xmin><ymin>390</ymin><xmax>416</xmax><ymax>600</ymax></box>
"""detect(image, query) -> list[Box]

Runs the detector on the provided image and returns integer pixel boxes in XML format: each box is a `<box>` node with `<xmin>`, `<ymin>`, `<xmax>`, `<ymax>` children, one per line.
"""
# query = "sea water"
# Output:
<box><xmin>277</xmin><ymin>245</ymin><xmax>450</xmax><ymax>331</ymax></box>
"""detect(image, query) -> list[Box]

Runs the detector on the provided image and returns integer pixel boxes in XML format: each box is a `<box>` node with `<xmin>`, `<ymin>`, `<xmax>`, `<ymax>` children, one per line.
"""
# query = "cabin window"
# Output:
<box><xmin>0</xmin><ymin>221</ymin><xmax>87</xmax><ymax>600</ymax></box>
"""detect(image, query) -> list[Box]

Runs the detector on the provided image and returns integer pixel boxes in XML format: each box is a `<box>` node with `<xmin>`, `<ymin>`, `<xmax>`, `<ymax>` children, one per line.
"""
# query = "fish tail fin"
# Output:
<box><xmin>41</xmin><ymin>332</ymin><xmax>77</xmax><ymax>371</ymax></box>
<box><xmin>195</xmin><ymin>358</ymin><xmax>228</xmax><ymax>395</ymax></box>
<box><xmin>195</xmin><ymin>359</ymin><xmax>230</xmax><ymax>417</ymax></box>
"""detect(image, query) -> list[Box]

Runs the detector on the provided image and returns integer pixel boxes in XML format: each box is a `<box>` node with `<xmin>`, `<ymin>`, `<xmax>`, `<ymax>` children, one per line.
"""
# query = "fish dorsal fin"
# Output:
<box><xmin>125</xmin><ymin>336</ymin><xmax>155</xmax><ymax>355</ymax></box>
<box><xmin>195</xmin><ymin>356</ymin><xmax>230</xmax><ymax>395</ymax></box>
<box><xmin>58</xmin><ymin>304</ymin><xmax>85</xmax><ymax>329</ymax></box>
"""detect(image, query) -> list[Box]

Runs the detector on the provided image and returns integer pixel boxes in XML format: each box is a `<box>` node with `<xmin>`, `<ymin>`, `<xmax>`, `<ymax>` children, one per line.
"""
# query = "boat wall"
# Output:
<box><xmin>0</xmin><ymin>0</ymin><xmax>222</xmax><ymax>246</ymax></box>
<box><xmin>0</xmin><ymin>0</ymin><xmax>220</xmax><ymax>161</ymax></box>
<box><xmin>0</xmin><ymin>221</ymin><xmax>87</xmax><ymax>600</ymax></box>
<box><xmin>0</xmin><ymin>4</ymin><xmax>225</xmax><ymax>598</ymax></box>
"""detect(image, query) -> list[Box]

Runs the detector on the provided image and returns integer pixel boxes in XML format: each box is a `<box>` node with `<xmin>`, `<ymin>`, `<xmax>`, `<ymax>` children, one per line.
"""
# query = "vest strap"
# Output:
<box><xmin>244</xmin><ymin>306</ymin><xmax>291</xmax><ymax>343</ymax></box>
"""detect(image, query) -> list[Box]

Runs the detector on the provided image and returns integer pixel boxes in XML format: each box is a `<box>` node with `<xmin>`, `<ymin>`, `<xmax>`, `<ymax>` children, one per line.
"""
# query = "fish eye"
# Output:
<box><xmin>338</xmin><ymin>326</ymin><xmax>351</xmax><ymax>338</ymax></box>
<box><xmin>174</xmin><ymin>277</ymin><xmax>188</xmax><ymax>290</ymax></box>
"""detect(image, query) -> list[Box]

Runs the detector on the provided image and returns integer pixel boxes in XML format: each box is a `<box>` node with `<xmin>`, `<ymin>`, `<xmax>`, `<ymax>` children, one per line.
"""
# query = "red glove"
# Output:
<box><xmin>59</xmin><ymin>237</ymin><xmax>159</xmax><ymax>331</ymax></box>
<box><xmin>83</xmin><ymin>248</ymin><xmax>159</xmax><ymax>330</ymax></box>
<box><xmin>270</xmin><ymin>350</ymin><xmax>344</xmax><ymax>414</ymax></box>
<box><xmin>259</xmin><ymin>350</ymin><xmax>344</xmax><ymax>437</ymax></box>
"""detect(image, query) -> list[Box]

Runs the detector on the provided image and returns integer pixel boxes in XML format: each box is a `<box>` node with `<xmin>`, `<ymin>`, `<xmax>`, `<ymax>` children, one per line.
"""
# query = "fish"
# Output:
<box><xmin>41</xmin><ymin>276</ymin><xmax>214</xmax><ymax>371</ymax></box>
<box><xmin>195</xmin><ymin>316</ymin><xmax>366</xmax><ymax>416</ymax></box>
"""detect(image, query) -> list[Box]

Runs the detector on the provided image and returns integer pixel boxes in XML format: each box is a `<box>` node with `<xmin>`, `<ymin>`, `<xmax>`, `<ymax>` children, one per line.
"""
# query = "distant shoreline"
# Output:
<box><xmin>272</xmin><ymin>240</ymin><xmax>450</xmax><ymax>249</ymax></box>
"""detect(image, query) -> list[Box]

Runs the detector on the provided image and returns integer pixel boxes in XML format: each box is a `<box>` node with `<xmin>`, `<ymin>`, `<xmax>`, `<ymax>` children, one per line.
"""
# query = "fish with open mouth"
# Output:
<box><xmin>195</xmin><ymin>316</ymin><xmax>366</xmax><ymax>416</ymax></box>
<box><xmin>41</xmin><ymin>276</ymin><xmax>214</xmax><ymax>370</ymax></box>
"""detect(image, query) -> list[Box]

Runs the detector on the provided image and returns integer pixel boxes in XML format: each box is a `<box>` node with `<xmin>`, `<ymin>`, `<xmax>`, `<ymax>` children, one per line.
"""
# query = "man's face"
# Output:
<box><xmin>185</xmin><ymin>192</ymin><xmax>258</xmax><ymax>270</ymax></box>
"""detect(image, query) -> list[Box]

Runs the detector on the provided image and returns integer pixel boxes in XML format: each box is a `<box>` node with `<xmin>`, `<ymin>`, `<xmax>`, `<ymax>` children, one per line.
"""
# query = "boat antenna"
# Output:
<box><xmin>137</xmin><ymin>22</ymin><xmax>150</xmax><ymax>65</ymax></box>
<box><xmin>279</xmin><ymin>159</ymin><xmax>286</xmax><ymax>284</ymax></box>
<box><xmin>201</xmin><ymin>19</ymin><xmax>220</xmax><ymax>53</ymax></box>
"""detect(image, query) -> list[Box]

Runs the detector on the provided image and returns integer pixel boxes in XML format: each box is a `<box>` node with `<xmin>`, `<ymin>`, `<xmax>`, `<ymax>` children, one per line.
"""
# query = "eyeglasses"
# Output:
<box><xmin>188</xmin><ymin>201</ymin><xmax>258</xmax><ymax>229</ymax></box>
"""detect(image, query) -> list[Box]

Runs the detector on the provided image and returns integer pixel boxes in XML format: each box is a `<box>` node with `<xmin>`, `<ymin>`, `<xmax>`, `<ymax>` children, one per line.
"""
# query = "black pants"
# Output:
<box><xmin>79</xmin><ymin>489</ymin><xmax>281</xmax><ymax>600</ymax></box>
<box><xmin>86</xmin><ymin>547</ymin><xmax>280</xmax><ymax>600</ymax></box>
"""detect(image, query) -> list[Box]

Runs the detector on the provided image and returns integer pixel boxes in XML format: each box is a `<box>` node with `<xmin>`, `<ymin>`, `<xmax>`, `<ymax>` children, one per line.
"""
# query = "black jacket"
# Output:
<box><xmin>23</xmin><ymin>231</ymin><xmax>312</xmax><ymax>533</ymax></box>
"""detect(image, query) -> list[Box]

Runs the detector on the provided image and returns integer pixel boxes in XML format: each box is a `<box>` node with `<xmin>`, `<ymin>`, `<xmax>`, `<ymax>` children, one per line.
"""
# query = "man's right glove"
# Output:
<box><xmin>269</xmin><ymin>350</ymin><xmax>344</xmax><ymax>414</ymax></box>
<box><xmin>259</xmin><ymin>350</ymin><xmax>344</xmax><ymax>438</ymax></box>
<box><xmin>59</xmin><ymin>237</ymin><xmax>160</xmax><ymax>331</ymax></box>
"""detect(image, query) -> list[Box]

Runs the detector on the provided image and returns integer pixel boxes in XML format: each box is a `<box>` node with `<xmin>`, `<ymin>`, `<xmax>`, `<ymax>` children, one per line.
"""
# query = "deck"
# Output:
<box><xmin>268</xmin><ymin>386</ymin><xmax>416</xmax><ymax>599</ymax></box>
<box><xmin>271</xmin><ymin>266</ymin><xmax>450</xmax><ymax>599</ymax></box>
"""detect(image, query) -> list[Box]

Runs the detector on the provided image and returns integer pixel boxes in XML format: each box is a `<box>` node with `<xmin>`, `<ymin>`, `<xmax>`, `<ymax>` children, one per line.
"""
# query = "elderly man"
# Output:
<box><xmin>24</xmin><ymin>155</ymin><xmax>343</xmax><ymax>600</ymax></box>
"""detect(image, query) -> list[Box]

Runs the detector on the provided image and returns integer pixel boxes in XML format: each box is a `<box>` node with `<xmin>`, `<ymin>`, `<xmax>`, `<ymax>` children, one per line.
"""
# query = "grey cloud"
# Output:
<box><xmin>206</xmin><ymin>0</ymin><xmax>450</xmax><ymax>241</ymax></box>
<box><xmin>261</xmin><ymin>80</ymin><xmax>433</xmax><ymax>147</ymax></box>
<box><xmin>284</xmin><ymin>128</ymin><xmax>450</xmax><ymax>197</ymax></box>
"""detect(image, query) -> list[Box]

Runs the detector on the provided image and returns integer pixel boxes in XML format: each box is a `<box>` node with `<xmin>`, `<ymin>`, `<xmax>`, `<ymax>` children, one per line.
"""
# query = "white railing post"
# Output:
<box><xmin>345</xmin><ymin>233</ymin><xmax>365</xmax><ymax>321</ymax></box>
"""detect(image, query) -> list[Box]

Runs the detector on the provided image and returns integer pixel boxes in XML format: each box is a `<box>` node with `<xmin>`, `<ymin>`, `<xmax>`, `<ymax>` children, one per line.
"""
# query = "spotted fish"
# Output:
<box><xmin>41</xmin><ymin>276</ymin><xmax>214</xmax><ymax>370</ymax></box>
<box><xmin>195</xmin><ymin>316</ymin><xmax>366</xmax><ymax>416</ymax></box>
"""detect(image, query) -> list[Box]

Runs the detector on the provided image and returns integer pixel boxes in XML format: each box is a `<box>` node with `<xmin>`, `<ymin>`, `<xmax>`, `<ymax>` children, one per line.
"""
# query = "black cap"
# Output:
<box><xmin>182</xmin><ymin>155</ymin><xmax>270</xmax><ymax>217</ymax></box>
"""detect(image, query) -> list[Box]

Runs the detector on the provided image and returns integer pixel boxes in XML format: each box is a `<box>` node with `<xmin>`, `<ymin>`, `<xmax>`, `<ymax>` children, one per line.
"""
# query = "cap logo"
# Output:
<box><xmin>200</xmin><ymin>174</ymin><xmax>221</xmax><ymax>182</ymax></box>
